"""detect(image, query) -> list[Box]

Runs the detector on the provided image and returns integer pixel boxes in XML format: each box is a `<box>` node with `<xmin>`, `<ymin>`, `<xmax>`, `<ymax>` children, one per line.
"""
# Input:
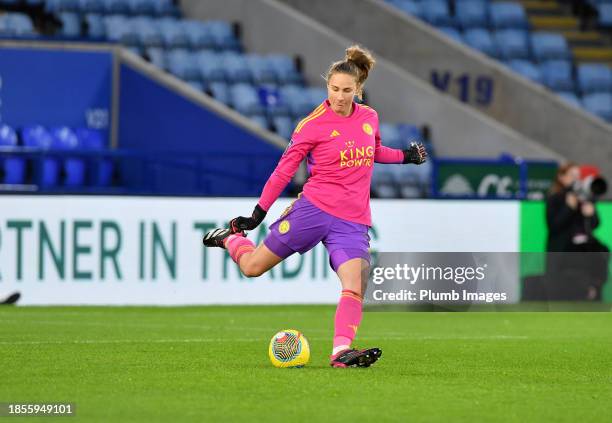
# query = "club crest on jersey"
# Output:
<box><xmin>362</xmin><ymin>123</ymin><xmax>373</xmax><ymax>135</ymax></box>
<box><xmin>279</xmin><ymin>220</ymin><xmax>291</xmax><ymax>234</ymax></box>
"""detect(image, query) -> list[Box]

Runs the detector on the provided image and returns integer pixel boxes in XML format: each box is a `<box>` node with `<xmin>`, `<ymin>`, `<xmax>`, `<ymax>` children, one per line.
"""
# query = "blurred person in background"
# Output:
<box><xmin>546</xmin><ymin>162</ymin><xmax>609</xmax><ymax>300</ymax></box>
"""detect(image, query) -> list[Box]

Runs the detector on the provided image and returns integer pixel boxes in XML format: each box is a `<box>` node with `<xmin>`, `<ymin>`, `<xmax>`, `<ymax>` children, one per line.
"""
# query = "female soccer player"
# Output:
<box><xmin>203</xmin><ymin>45</ymin><xmax>427</xmax><ymax>368</ymax></box>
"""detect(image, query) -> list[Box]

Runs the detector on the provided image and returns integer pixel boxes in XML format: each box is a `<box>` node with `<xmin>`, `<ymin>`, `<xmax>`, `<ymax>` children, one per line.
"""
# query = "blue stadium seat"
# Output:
<box><xmin>221</xmin><ymin>52</ymin><xmax>252</xmax><ymax>83</ymax></box>
<box><xmin>372</xmin><ymin>167</ymin><xmax>398</xmax><ymax>198</ymax></box>
<box><xmin>577</xmin><ymin>64</ymin><xmax>612</xmax><ymax>94</ymax></box>
<box><xmin>397</xmin><ymin>123</ymin><xmax>423</xmax><ymax>147</ymax></box>
<box><xmin>600</xmin><ymin>4</ymin><xmax>612</xmax><ymax>27</ymax></box>
<box><xmin>22</xmin><ymin>125</ymin><xmax>60</xmax><ymax>187</ymax></box>
<box><xmin>463</xmin><ymin>28</ymin><xmax>497</xmax><ymax>57</ymax></box>
<box><xmin>246</xmin><ymin>54</ymin><xmax>277</xmax><ymax>86</ymax></box>
<box><xmin>437</xmin><ymin>26</ymin><xmax>463</xmax><ymax>43</ymax></box>
<box><xmin>489</xmin><ymin>2</ymin><xmax>528</xmax><ymax>29</ymax></box>
<box><xmin>455</xmin><ymin>0</ymin><xmax>489</xmax><ymax>29</ymax></box>
<box><xmin>249</xmin><ymin>115</ymin><xmax>269</xmax><ymax>130</ymax></box>
<box><xmin>57</xmin><ymin>12</ymin><xmax>81</xmax><ymax>37</ymax></box>
<box><xmin>183</xmin><ymin>20</ymin><xmax>215</xmax><ymax>50</ymax></box>
<box><xmin>229</xmin><ymin>83</ymin><xmax>264</xmax><ymax>116</ymax></box>
<box><xmin>206</xmin><ymin>20</ymin><xmax>240</xmax><ymax>51</ymax></box>
<box><xmin>46</xmin><ymin>0</ymin><xmax>79</xmax><ymax>13</ymax></box>
<box><xmin>306</xmin><ymin>87</ymin><xmax>327</xmax><ymax>109</ymax></box>
<box><xmin>104</xmin><ymin>15</ymin><xmax>139</xmax><ymax>45</ymax></box>
<box><xmin>507</xmin><ymin>60</ymin><xmax>542</xmax><ymax>83</ymax></box>
<box><xmin>258</xmin><ymin>86</ymin><xmax>290</xmax><ymax>117</ymax></box>
<box><xmin>128</xmin><ymin>0</ymin><xmax>155</xmax><ymax>16</ymax></box>
<box><xmin>0</xmin><ymin>13</ymin><xmax>36</xmax><ymax>37</ymax></box>
<box><xmin>0</xmin><ymin>124</ymin><xmax>26</xmax><ymax>185</ymax></box>
<box><xmin>267</xmin><ymin>54</ymin><xmax>303</xmax><ymax>85</ymax></box>
<box><xmin>379</xmin><ymin>123</ymin><xmax>403</xmax><ymax>149</ymax></box>
<box><xmin>279</xmin><ymin>85</ymin><xmax>311</xmax><ymax>118</ymax></box>
<box><xmin>152</xmin><ymin>0</ymin><xmax>179</xmax><ymax>17</ymax></box>
<box><xmin>494</xmin><ymin>29</ymin><xmax>530</xmax><ymax>60</ymax></box>
<box><xmin>51</xmin><ymin>126</ymin><xmax>85</xmax><ymax>187</ymax></box>
<box><xmin>395</xmin><ymin>165</ymin><xmax>422</xmax><ymax>198</ymax></box>
<box><xmin>421</xmin><ymin>0</ymin><xmax>453</xmax><ymax>26</ymax></box>
<box><xmin>196</xmin><ymin>50</ymin><xmax>225</xmax><ymax>83</ymax></box>
<box><xmin>158</xmin><ymin>17</ymin><xmax>189</xmax><ymax>48</ymax></box>
<box><xmin>146</xmin><ymin>47</ymin><xmax>166</xmax><ymax>68</ymax></box>
<box><xmin>271</xmin><ymin>116</ymin><xmax>293</xmax><ymax>139</ymax></box>
<box><xmin>103</xmin><ymin>0</ymin><xmax>130</xmax><ymax>15</ymax></box>
<box><xmin>530</xmin><ymin>32</ymin><xmax>570</xmax><ymax>62</ymax></box>
<box><xmin>166</xmin><ymin>49</ymin><xmax>199</xmax><ymax>81</ymax></box>
<box><xmin>582</xmin><ymin>93</ymin><xmax>612</xmax><ymax>121</ymax></box>
<box><xmin>79</xmin><ymin>0</ymin><xmax>105</xmax><ymax>14</ymax></box>
<box><xmin>540</xmin><ymin>60</ymin><xmax>574</xmax><ymax>91</ymax></box>
<box><xmin>134</xmin><ymin>17</ymin><xmax>163</xmax><ymax>47</ymax></box>
<box><xmin>75</xmin><ymin>128</ymin><xmax>113</xmax><ymax>187</ymax></box>
<box><xmin>390</xmin><ymin>0</ymin><xmax>423</xmax><ymax>18</ymax></box>
<box><xmin>85</xmin><ymin>13</ymin><xmax>105</xmax><ymax>38</ymax></box>
<box><xmin>209</xmin><ymin>82</ymin><xmax>230</xmax><ymax>105</ymax></box>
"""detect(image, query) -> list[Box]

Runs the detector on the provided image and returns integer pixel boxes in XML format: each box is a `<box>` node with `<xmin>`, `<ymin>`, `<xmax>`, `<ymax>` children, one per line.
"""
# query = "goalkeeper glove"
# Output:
<box><xmin>229</xmin><ymin>204</ymin><xmax>267</xmax><ymax>233</ymax></box>
<box><xmin>403</xmin><ymin>142</ymin><xmax>428</xmax><ymax>165</ymax></box>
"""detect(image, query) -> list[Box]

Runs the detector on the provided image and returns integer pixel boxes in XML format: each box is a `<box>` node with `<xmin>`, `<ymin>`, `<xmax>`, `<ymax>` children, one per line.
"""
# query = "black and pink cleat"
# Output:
<box><xmin>330</xmin><ymin>347</ymin><xmax>382</xmax><ymax>368</ymax></box>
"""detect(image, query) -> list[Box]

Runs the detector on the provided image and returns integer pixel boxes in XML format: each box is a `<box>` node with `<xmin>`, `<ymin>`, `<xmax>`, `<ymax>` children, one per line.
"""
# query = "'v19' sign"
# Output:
<box><xmin>430</xmin><ymin>70</ymin><xmax>494</xmax><ymax>106</ymax></box>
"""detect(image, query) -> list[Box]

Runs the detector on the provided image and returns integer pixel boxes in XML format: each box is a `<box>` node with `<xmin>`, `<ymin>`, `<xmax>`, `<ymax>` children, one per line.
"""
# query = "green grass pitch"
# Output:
<box><xmin>1</xmin><ymin>306</ymin><xmax>611</xmax><ymax>422</ymax></box>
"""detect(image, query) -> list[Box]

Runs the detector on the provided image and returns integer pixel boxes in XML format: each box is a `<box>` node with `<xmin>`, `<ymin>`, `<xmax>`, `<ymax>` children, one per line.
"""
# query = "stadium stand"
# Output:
<box><xmin>385</xmin><ymin>0</ymin><xmax>612</xmax><ymax>123</ymax></box>
<box><xmin>0</xmin><ymin>0</ymin><xmax>434</xmax><ymax>197</ymax></box>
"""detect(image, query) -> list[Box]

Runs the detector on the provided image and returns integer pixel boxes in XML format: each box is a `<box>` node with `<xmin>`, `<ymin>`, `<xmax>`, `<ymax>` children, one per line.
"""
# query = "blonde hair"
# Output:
<box><xmin>325</xmin><ymin>45</ymin><xmax>376</xmax><ymax>99</ymax></box>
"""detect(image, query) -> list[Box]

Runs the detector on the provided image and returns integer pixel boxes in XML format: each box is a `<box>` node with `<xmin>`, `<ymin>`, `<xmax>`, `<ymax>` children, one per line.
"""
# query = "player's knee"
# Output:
<box><xmin>242</xmin><ymin>261</ymin><xmax>265</xmax><ymax>278</ymax></box>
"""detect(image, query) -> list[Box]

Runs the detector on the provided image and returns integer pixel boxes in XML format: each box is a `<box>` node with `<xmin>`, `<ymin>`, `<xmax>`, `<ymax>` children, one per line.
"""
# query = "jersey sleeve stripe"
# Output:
<box><xmin>294</xmin><ymin>104</ymin><xmax>326</xmax><ymax>133</ymax></box>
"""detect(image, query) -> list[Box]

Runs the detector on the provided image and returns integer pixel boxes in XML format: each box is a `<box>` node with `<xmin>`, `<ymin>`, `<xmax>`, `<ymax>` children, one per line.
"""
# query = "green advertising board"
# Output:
<box><xmin>435</xmin><ymin>160</ymin><xmax>558</xmax><ymax>199</ymax></box>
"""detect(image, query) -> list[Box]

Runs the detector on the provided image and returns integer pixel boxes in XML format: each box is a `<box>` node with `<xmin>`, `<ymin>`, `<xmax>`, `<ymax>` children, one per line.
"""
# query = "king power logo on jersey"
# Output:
<box><xmin>339</xmin><ymin>142</ymin><xmax>374</xmax><ymax>168</ymax></box>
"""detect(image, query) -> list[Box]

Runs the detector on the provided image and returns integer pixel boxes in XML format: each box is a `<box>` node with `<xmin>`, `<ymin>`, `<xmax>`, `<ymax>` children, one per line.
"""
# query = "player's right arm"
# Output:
<box><xmin>229</xmin><ymin>121</ymin><xmax>317</xmax><ymax>233</ymax></box>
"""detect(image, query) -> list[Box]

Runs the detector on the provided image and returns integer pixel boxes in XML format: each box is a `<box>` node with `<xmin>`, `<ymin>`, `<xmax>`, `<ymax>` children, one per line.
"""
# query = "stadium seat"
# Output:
<box><xmin>0</xmin><ymin>13</ymin><xmax>36</xmax><ymax>37</ymax></box>
<box><xmin>455</xmin><ymin>0</ymin><xmax>489</xmax><ymax>29</ymax></box>
<box><xmin>371</xmin><ymin>167</ymin><xmax>398</xmax><ymax>198</ymax></box>
<box><xmin>183</xmin><ymin>20</ymin><xmax>215</xmax><ymax>50</ymax></box>
<box><xmin>267</xmin><ymin>54</ymin><xmax>303</xmax><ymax>85</ymax></box>
<box><xmin>540</xmin><ymin>60</ymin><xmax>574</xmax><ymax>91</ymax></box>
<box><xmin>279</xmin><ymin>84</ymin><xmax>311</xmax><ymax>118</ymax></box>
<box><xmin>600</xmin><ymin>4</ymin><xmax>612</xmax><ymax>28</ymax></box>
<box><xmin>229</xmin><ymin>83</ymin><xmax>264</xmax><ymax>116</ymax></box>
<box><xmin>421</xmin><ymin>0</ymin><xmax>453</xmax><ymax>26</ymax></box>
<box><xmin>530</xmin><ymin>32</ymin><xmax>570</xmax><ymax>62</ymax></box>
<box><xmin>258</xmin><ymin>86</ymin><xmax>290</xmax><ymax>117</ymax></box>
<box><xmin>51</xmin><ymin>126</ymin><xmax>85</xmax><ymax>187</ymax></box>
<box><xmin>84</xmin><ymin>13</ymin><xmax>105</xmax><ymax>38</ymax></box>
<box><xmin>206</xmin><ymin>20</ymin><xmax>240</xmax><ymax>51</ymax></box>
<box><xmin>152</xmin><ymin>0</ymin><xmax>179</xmax><ymax>17</ymax></box>
<box><xmin>209</xmin><ymin>82</ymin><xmax>231</xmax><ymax>105</ymax></box>
<box><xmin>21</xmin><ymin>125</ymin><xmax>60</xmax><ymax>187</ymax></box>
<box><xmin>134</xmin><ymin>17</ymin><xmax>163</xmax><ymax>47</ymax></box>
<box><xmin>271</xmin><ymin>116</ymin><xmax>293</xmax><ymax>139</ymax></box>
<box><xmin>507</xmin><ymin>60</ymin><xmax>542</xmax><ymax>84</ymax></box>
<box><xmin>221</xmin><ymin>52</ymin><xmax>252</xmax><ymax>84</ymax></box>
<box><xmin>166</xmin><ymin>49</ymin><xmax>199</xmax><ymax>81</ymax></box>
<box><xmin>158</xmin><ymin>17</ymin><xmax>189</xmax><ymax>49</ymax></box>
<box><xmin>57</xmin><ymin>12</ymin><xmax>81</xmax><ymax>37</ymax></box>
<box><xmin>75</xmin><ymin>128</ymin><xmax>113</xmax><ymax>187</ymax></box>
<box><xmin>128</xmin><ymin>0</ymin><xmax>155</xmax><ymax>16</ymax></box>
<box><xmin>379</xmin><ymin>123</ymin><xmax>403</xmax><ymax>149</ymax></box>
<box><xmin>246</xmin><ymin>54</ymin><xmax>277</xmax><ymax>86</ymax></box>
<box><xmin>103</xmin><ymin>0</ymin><xmax>130</xmax><ymax>15</ymax></box>
<box><xmin>577</xmin><ymin>64</ymin><xmax>612</xmax><ymax>94</ymax></box>
<box><xmin>195</xmin><ymin>50</ymin><xmax>225</xmax><ymax>82</ymax></box>
<box><xmin>582</xmin><ymin>93</ymin><xmax>612</xmax><ymax>121</ymax></box>
<box><xmin>104</xmin><ymin>15</ymin><xmax>139</xmax><ymax>45</ymax></box>
<box><xmin>0</xmin><ymin>124</ymin><xmax>26</xmax><ymax>185</ymax></box>
<box><xmin>79</xmin><ymin>0</ymin><xmax>105</xmax><ymax>14</ymax></box>
<box><xmin>397</xmin><ymin>123</ymin><xmax>423</xmax><ymax>148</ymax></box>
<box><xmin>489</xmin><ymin>2</ymin><xmax>528</xmax><ymax>29</ymax></box>
<box><xmin>395</xmin><ymin>165</ymin><xmax>422</xmax><ymax>198</ymax></box>
<box><xmin>249</xmin><ymin>115</ymin><xmax>269</xmax><ymax>130</ymax></box>
<box><xmin>390</xmin><ymin>0</ymin><xmax>423</xmax><ymax>18</ymax></box>
<box><xmin>463</xmin><ymin>28</ymin><xmax>497</xmax><ymax>57</ymax></box>
<box><xmin>45</xmin><ymin>0</ymin><xmax>79</xmax><ymax>13</ymax></box>
<box><xmin>494</xmin><ymin>30</ymin><xmax>530</xmax><ymax>60</ymax></box>
<box><xmin>306</xmin><ymin>87</ymin><xmax>327</xmax><ymax>109</ymax></box>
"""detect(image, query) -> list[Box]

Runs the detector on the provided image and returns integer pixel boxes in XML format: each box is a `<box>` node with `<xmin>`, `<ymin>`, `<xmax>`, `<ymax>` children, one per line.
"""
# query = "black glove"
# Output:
<box><xmin>229</xmin><ymin>204</ymin><xmax>267</xmax><ymax>233</ymax></box>
<box><xmin>403</xmin><ymin>142</ymin><xmax>428</xmax><ymax>165</ymax></box>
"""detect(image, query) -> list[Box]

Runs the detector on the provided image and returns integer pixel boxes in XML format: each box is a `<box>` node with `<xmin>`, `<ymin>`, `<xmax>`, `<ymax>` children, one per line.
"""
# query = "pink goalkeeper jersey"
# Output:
<box><xmin>258</xmin><ymin>100</ymin><xmax>404</xmax><ymax>226</ymax></box>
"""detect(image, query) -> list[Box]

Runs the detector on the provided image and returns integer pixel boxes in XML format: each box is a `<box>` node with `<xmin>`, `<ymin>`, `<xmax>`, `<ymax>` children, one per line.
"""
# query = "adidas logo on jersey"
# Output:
<box><xmin>330</xmin><ymin>130</ymin><xmax>340</xmax><ymax>137</ymax></box>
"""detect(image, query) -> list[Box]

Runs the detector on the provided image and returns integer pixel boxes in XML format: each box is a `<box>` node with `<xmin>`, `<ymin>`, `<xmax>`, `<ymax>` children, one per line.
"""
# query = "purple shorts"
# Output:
<box><xmin>263</xmin><ymin>195</ymin><xmax>370</xmax><ymax>272</ymax></box>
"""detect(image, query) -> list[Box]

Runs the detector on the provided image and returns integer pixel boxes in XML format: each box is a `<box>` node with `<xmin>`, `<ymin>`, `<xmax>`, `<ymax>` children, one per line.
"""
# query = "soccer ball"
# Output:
<box><xmin>268</xmin><ymin>329</ymin><xmax>310</xmax><ymax>368</ymax></box>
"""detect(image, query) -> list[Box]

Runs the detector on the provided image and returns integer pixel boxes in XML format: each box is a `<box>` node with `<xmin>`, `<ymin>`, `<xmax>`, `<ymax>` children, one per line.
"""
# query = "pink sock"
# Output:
<box><xmin>224</xmin><ymin>234</ymin><xmax>255</xmax><ymax>264</ymax></box>
<box><xmin>332</xmin><ymin>289</ymin><xmax>363</xmax><ymax>354</ymax></box>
